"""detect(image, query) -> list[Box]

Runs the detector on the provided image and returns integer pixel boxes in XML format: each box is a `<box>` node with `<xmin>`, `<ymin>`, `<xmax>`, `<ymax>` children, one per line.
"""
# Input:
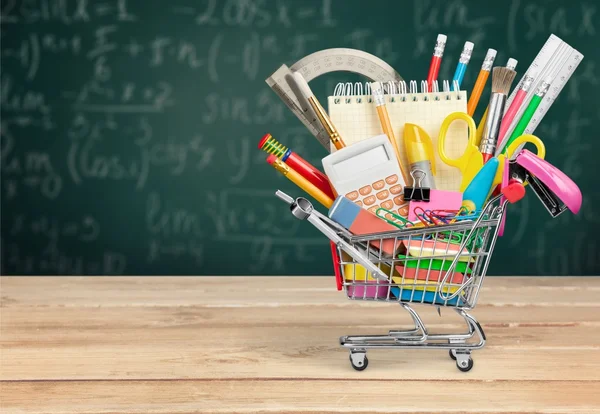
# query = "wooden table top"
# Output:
<box><xmin>1</xmin><ymin>276</ymin><xmax>599</xmax><ymax>413</ymax></box>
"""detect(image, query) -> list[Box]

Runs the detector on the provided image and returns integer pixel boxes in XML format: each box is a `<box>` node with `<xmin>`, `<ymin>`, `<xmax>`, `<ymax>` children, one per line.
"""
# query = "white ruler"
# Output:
<box><xmin>497</xmin><ymin>34</ymin><xmax>584</xmax><ymax>155</ymax></box>
<box><xmin>266</xmin><ymin>48</ymin><xmax>402</xmax><ymax>149</ymax></box>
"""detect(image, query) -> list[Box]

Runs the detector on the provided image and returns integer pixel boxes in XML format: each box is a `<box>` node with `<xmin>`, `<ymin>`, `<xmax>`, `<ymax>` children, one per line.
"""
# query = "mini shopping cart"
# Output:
<box><xmin>275</xmin><ymin>190</ymin><xmax>506</xmax><ymax>372</ymax></box>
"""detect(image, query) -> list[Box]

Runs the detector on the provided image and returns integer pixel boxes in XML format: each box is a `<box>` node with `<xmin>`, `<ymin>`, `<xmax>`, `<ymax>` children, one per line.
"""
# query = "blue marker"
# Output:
<box><xmin>450</xmin><ymin>41</ymin><xmax>474</xmax><ymax>91</ymax></box>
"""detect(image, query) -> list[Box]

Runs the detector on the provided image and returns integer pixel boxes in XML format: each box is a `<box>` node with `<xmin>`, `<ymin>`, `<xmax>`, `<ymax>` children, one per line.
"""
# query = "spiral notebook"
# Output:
<box><xmin>327</xmin><ymin>80</ymin><xmax>468</xmax><ymax>192</ymax></box>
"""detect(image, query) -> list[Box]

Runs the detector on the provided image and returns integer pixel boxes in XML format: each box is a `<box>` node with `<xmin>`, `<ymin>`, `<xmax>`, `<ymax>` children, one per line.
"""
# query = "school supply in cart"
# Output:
<box><xmin>461</xmin><ymin>159</ymin><xmax>499</xmax><ymax>212</ymax></box>
<box><xmin>404</xmin><ymin>123</ymin><xmax>436</xmax><ymax>194</ymax></box>
<box><xmin>496</xmin><ymin>34</ymin><xmax>583</xmax><ymax>154</ymax></box>
<box><xmin>467</xmin><ymin>48</ymin><xmax>496</xmax><ymax>116</ymax></box>
<box><xmin>407</xmin><ymin>190</ymin><xmax>463</xmax><ymax>222</ymax></box>
<box><xmin>328</xmin><ymin>81</ymin><xmax>468</xmax><ymax>192</ymax></box>
<box><xmin>259</xmin><ymin>133</ymin><xmax>336</xmax><ymax>200</ymax></box>
<box><xmin>437</xmin><ymin>111</ymin><xmax>482</xmax><ymax>192</ymax></box>
<box><xmin>426</xmin><ymin>34</ymin><xmax>447</xmax><ymax>92</ymax></box>
<box><xmin>322</xmin><ymin>134</ymin><xmax>409</xmax><ymax>217</ymax></box>
<box><xmin>479</xmin><ymin>67</ymin><xmax>517</xmax><ymax>163</ymax></box>
<box><xmin>266</xmin><ymin>155</ymin><xmax>334</xmax><ymax>208</ymax></box>
<box><xmin>328</xmin><ymin>196</ymin><xmax>402</xmax><ymax>255</ymax></box>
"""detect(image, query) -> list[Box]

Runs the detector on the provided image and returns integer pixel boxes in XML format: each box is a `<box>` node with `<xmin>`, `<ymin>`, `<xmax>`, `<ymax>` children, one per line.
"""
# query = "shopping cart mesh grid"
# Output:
<box><xmin>275</xmin><ymin>190</ymin><xmax>505</xmax><ymax>372</ymax></box>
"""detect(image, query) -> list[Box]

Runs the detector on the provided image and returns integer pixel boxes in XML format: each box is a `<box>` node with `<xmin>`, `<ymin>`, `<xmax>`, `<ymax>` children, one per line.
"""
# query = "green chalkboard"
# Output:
<box><xmin>1</xmin><ymin>0</ymin><xmax>599</xmax><ymax>275</ymax></box>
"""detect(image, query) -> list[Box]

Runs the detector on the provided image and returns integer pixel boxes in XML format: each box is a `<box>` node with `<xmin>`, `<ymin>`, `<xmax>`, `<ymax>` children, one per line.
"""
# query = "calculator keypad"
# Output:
<box><xmin>346</xmin><ymin>174</ymin><xmax>409</xmax><ymax>217</ymax></box>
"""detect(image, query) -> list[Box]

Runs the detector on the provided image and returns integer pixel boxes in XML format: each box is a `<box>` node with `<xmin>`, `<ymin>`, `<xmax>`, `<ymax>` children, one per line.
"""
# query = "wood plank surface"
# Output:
<box><xmin>1</xmin><ymin>276</ymin><xmax>600</xmax><ymax>413</ymax></box>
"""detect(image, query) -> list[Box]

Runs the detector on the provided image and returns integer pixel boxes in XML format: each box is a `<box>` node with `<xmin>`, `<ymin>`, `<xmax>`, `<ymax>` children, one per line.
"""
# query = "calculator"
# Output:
<box><xmin>322</xmin><ymin>134</ymin><xmax>409</xmax><ymax>217</ymax></box>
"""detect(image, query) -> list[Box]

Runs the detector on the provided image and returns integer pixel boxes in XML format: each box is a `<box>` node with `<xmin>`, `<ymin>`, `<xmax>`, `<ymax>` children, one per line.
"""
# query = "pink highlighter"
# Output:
<box><xmin>497</xmin><ymin>73</ymin><xmax>536</xmax><ymax>151</ymax></box>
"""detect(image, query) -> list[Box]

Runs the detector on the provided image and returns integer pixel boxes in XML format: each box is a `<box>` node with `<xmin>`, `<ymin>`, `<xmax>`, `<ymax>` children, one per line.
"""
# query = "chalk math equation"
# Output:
<box><xmin>1</xmin><ymin>0</ymin><xmax>598</xmax><ymax>275</ymax></box>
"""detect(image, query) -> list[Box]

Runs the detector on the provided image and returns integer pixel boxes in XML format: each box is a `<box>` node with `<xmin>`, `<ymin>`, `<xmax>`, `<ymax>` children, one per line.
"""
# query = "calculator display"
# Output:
<box><xmin>333</xmin><ymin>145</ymin><xmax>389</xmax><ymax>176</ymax></box>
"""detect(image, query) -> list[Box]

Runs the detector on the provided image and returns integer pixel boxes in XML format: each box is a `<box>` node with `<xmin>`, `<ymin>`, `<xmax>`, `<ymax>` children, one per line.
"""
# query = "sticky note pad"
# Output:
<box><xmin>408</xmin><ymin>189</ymin><xmax>463</xmax><ymax>221</ymax></box>
<box><xmin>329</xmin><ymin>196</ymin><xmax>401</xmax><ymax>256</ymax></box>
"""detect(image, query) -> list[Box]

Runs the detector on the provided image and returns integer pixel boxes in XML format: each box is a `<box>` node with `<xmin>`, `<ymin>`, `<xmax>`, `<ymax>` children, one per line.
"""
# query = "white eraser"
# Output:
<box><xmin>487</xmin><ymin>48</ymin><xmax>497</xmax><ymax>58</ymax></box>
<box><xmin>437</xmin><ymin>34</ymin><xmax>447</xmax><ymax>43</ymax></box>
<box><xmin>507</xmin><ymin>58</ymin><xmax>518</xmax><ymax>69</ymax></box>
<box><xmin>464</xmin><ymin>41</ymin><xmax>474</xmax><ymax>51</ymax></box>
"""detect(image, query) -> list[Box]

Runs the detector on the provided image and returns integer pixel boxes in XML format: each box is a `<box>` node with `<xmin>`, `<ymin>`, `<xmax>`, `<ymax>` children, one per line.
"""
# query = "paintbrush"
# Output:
<box><xmin>479</xmin><ymin>66</ymin><xmax>517</xmax><ymax>163</ymax></box>
<box><xmin>292</xmin><ymin>71</ymin><xmax>346</xmax><ymax>150</ymax></box>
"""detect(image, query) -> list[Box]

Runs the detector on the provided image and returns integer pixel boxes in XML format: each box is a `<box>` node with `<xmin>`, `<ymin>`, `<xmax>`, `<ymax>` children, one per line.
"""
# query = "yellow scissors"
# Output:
<box><xmin>438</xmin><ymin>112</ymin><xmax>546</xmax><ymax>191</ymax></box>
<box><xmin>438</xmin><ymin>112</ymin><xmax>483</xmax><ymax>192</ymax></box>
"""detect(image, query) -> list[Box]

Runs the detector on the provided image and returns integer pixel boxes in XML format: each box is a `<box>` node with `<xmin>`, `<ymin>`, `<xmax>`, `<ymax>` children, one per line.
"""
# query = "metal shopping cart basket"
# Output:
<box><xmin>275</xmin><ymin>190</ymin><xmax>506</xmax><ymax>372</ymax></box>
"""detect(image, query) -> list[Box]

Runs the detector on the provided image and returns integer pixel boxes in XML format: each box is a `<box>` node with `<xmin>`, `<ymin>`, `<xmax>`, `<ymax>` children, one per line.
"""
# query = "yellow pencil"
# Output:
<box><xmin>370</xmin><ymin>82</ymin><xmax>409</xmax><ymax>183</ymax></box>
<box><xmin>467</xmin><ymin>49</ymin><xmax>496</xmax><ymax>116</ymax></box>
<box><xmin>267</xmin><ymin>155</ymin><xmax>334</xmax><ymax>208</ymax></box>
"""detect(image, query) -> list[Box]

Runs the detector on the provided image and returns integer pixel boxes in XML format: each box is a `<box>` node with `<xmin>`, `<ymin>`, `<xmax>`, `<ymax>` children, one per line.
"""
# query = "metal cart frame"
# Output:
<box><xmin>275</xmin><ymin>190</ymin><xmax>506</xmax><ymax>372</ymax></box>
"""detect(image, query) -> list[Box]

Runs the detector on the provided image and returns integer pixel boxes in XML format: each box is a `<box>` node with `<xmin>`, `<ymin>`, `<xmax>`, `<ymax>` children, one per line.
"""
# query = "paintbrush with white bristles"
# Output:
<box><xmin>479</xmin><ymin>66</ymin><xmax>517</xmax><ymax>163</ymax></box>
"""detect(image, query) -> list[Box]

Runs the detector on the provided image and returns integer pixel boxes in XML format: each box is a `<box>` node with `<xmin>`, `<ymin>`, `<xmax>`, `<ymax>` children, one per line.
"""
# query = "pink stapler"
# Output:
<box><xmin>502</xmin><ymin>149</ymin><xmax>582</xmax><ymax>218</ymax></box>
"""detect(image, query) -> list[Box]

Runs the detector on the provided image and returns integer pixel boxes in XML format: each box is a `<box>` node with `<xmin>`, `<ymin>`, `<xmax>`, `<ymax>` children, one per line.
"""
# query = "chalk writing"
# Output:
<box><xmin>8</xmin><ymin>214</ymin><xmax>100</xmax><ymax>241</ymax></box>
<box><xmin>147</xmin><ymin>239</ymin><xmax>204</xmax><ymax>265</ymax></box>
<box><xmin>146</xmin><ymin>192</ymin><xmax>204</xmax><ymax>237</ymax></box>
<box><xmin>0</xmin><ymin>0</ymin><xmax>596</xmax><ymax>276</ymax></box>
<box><xmin>1</xmin><ymin>240</ymin><xmax>127</xmax><ymax>275</ymax></box>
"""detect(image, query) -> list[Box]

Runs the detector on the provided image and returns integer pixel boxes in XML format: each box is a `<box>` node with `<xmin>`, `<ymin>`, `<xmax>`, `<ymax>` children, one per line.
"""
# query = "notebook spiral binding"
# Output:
<box><xmin>332</xmin><ymin>80</ymin><xmax>462</xmax><ymax>104</ymax></box>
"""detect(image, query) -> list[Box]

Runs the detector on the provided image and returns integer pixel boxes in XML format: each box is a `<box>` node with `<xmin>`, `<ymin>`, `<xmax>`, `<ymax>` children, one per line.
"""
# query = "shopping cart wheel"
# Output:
<box><xmin>455</xmin><ymin>353</ymin><xmax>474</xmax><ymax>372</ymax></box>
<box><xmin>449</xmin><ymin>349</ymin><xmax>457</xmax><ymax>360</ymax></box>
<box><xmin>349</xmin><ymin>352</ymin><xmax>368</xmax><ymax>371</ymax></box>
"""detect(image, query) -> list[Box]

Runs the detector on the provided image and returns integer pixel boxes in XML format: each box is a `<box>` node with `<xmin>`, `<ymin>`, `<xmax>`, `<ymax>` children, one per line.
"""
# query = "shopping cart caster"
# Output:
<box><xmin>349</xmin><ymin>351</ymin><xmax>368</xmax><ymax>371</ymax></box>
<box><xmin>454</xmin><ymin>352</ymin><xmax>474</xmax><ymax>372</ymax></box>
<box><xmin>449</xmin><ymin>349</ymin><xmax>457</xmax><ymax>360</ymax></box>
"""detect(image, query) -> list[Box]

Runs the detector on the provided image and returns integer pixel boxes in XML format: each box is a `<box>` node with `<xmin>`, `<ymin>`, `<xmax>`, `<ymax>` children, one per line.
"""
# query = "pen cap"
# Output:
<box><xmin>403</xmin><ymin>124</ymin><xmax>436</xmax><ymax>174</ymax></box>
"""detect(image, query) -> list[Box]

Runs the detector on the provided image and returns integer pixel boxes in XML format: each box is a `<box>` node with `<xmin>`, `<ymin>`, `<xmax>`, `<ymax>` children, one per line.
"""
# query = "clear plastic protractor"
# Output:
<box><xmin>289</xmin><ymin>48</ymin><xmax>403</xmax><ymax>82</ymax></box>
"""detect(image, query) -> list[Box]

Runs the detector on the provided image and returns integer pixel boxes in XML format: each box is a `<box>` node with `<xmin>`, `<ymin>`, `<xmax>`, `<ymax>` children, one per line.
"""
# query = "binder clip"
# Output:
<box><xmin>403</xmin><ymin>170</ymin><xmax>431</xmax><ymax>202</ymax></box>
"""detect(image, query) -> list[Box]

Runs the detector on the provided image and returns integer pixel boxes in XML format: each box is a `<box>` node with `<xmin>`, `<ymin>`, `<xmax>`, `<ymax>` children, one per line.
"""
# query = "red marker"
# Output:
<box><xmin>426</xmin><ymin>34</ymin><xmax>447</xmax><ymax>92</ymax></box>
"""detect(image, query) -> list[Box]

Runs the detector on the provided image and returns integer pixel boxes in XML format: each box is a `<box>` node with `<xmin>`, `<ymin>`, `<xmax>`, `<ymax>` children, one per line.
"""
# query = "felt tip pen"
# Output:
<box><xmin>259</xmin><ymin>133</ymin><xmax>336</xmax><ymax>200</ymax></box>
<box><xmin>450</xmin><ymin>41</ymin><xmax>474</xmax><ymax>91</ymax></box>
<box><xmin>266</xmin><ymin>154</ymin><xmax>334</xmax><ymax>209</ymax></box>
<box><xmin>426</xmin><ymin>34</ymin><xmax>447</xmax><ymax>92</ymax></box>
<box><xmin>467</xmin><ymin>48</ymin><xmax>496</xmax><ymax>116</ymax></box>
<box><xmin>502</xmin><ymin>77</ymin><xmax>551</xmax><ymax>153</ymax></box>
<box><xmin>404</xmin><ymin>124</ymin><xmax>436</xmax><ymax>189</ymax></box>
<box><xmin>292</xmin><ymin>71</ymin><xmax>346</xmax><ymax>150</ymax></box>
<box><xmin>496</xmin><ymin>73</ymin><xmax>536</xmax><ymax>153</ymax></box>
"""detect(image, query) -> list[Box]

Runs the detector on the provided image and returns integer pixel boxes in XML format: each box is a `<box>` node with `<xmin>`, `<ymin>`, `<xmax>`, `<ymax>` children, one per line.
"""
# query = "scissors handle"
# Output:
<box><xmin>505</xmin><ymin>134</ymin><xmax>546</xmax><ymax>159</ymax></box>
<box><xmin>438</xmin><ymin>112</ymin><xmax>477</xmax><ymax>166</ymax></box>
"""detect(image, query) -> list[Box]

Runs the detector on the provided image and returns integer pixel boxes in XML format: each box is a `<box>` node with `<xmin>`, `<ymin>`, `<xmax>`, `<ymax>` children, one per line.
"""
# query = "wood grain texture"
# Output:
<box><xmin>1</xmin><ymin>276</ymin><xmax>600</xmax><ymax>413</ymax></box>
